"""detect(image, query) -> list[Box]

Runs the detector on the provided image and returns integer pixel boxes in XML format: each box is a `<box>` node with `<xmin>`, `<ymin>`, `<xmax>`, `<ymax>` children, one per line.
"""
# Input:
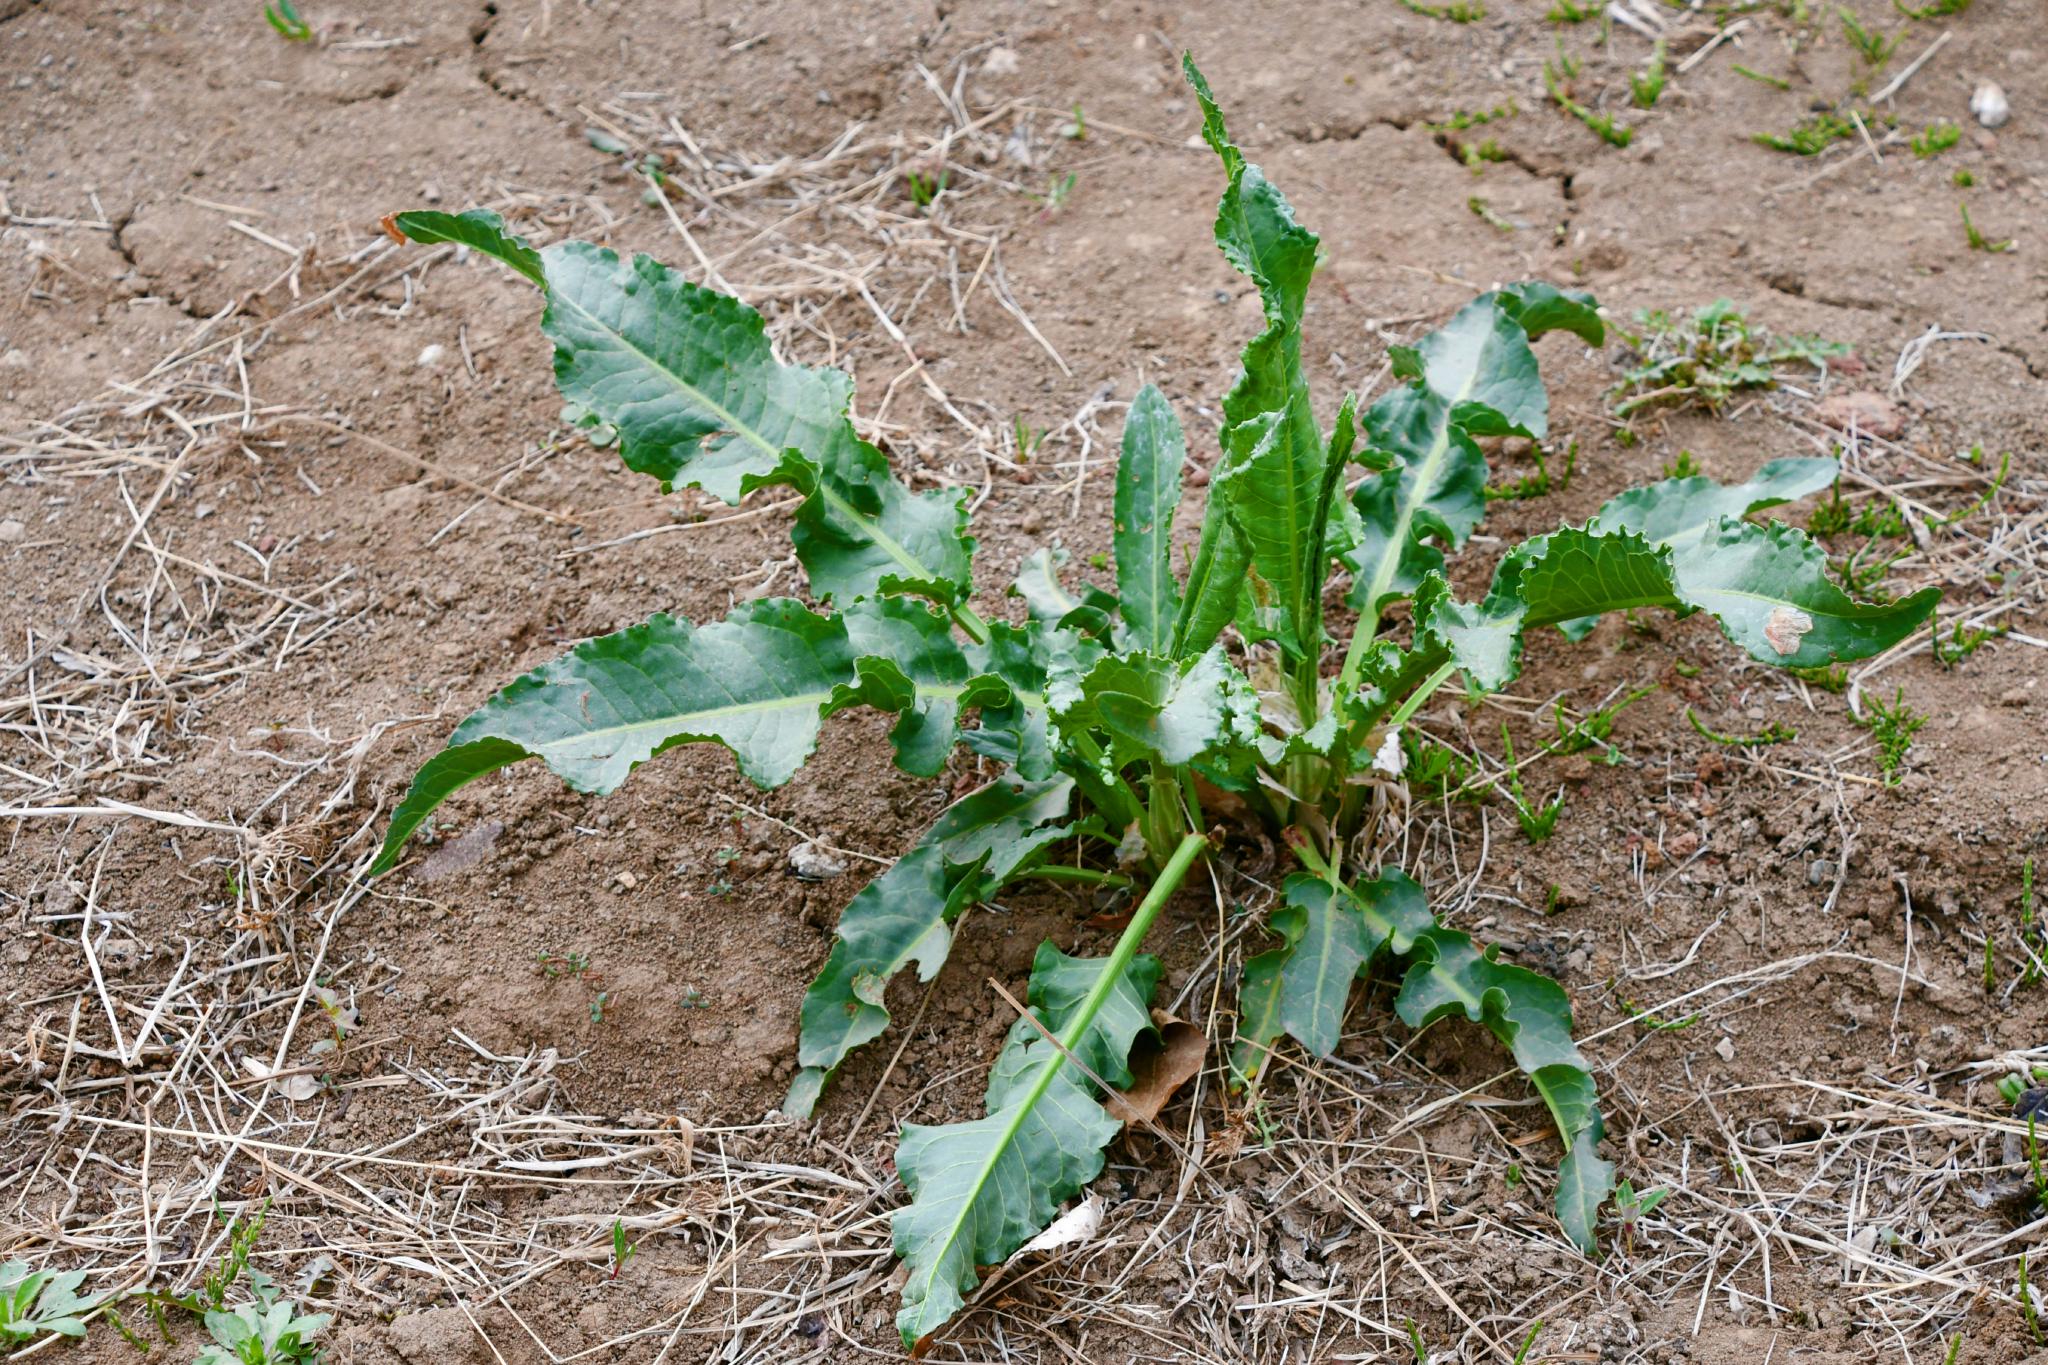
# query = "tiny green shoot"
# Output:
<box><xmin>1686</xmin><ymin>707</ymin><xmax>1795</xmax><ymax>748</ymax></box>
<box><xmin>1631</xmin><ymin>41</ymin><xmax>1668</xmax><ymax>108</ymax></box>
<box><xmin>1959</xmin><ymin>202</ymin><xmax>2014</xmax><ymax>253</ymax></box>
<box><xmin>1499</xmin><ymin>725</ymin><xmax>1565</xmax><ymax>843</ymax></box>
<box><xmin>1911</xmin><ymin>120</ymin><xmax>1961</xmax><ymax>158</ymax></box>
<box><xmin>264</xmin><ymin>0</ymin><xmax>313</xmax><ymax>42</ymax></box>
<box><xmin>1838</xmin><ymin>7</ymin><xmax>1901</xmax><ymax>67</ymax></box>
<box><xmin>609</xmin><ymin>1219</ymin><xmax>638</xmax><ymax>1279</ymax></box>
<box><xmin>1399</xmin><ymin>0</ymin><xmax>1486</xmax><ymax>19</ymax></box>
<box><xmin>1755</xmin><ymin>111</ymin><xmax>1860</xmax><ymax>155</ymax></box>
<box><xmin>1733</xmin><ymin>65</ymin><xmax>1791</xmax><ymax>89</ymax></box>
<box><xmin>1856</xmin><ymin>688</ymin><xmax>1925</xmax><ymax>787</ymax></box>
<box><xmin>1894</xmin><ymin>0</ymin><xmax>1968</xmax><ymax>16</ymax></box>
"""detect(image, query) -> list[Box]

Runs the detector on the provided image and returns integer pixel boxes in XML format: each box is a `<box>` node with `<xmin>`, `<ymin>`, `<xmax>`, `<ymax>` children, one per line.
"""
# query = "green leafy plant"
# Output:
<box><xmin>0</xmin><ymin>1262</ymin><xmax>104</xmax><ymax>1343</ymax></box>
<box><xmin>1911</xmin><ymin>120</ymin><xmax>1961</xmax><ymax>157</ymax></box>
<box><xmin>369</xmin><ymin>58</ymin><xmax>1936</xmax><ymax>1348</ymax></box>
<box><xmin>1953</xmin><ymin>168</ymin><xmax>1975</xmax><ymax>188</ymax></box>
<box><xmin>1959</xmin><ymin>202</ymin><xmax>2015</xmax><ymax>253</ymax></box>
<box><xmin>2025</xmin><ymin>1252</ymin><xmax>2045</xmax><ymax>1346</ymax></box>
<box><xmin>1488</xmin><ymin>440</ymin><xmax>1576</xmax><ymax>502</ymax></box>
<box><xmin>609</xmin><ymin>1220</ymin><xmax>637</xmax><ymax>1279</ymax></box>
<box><xmin>1687</xmin><ymin>706</ymin><xmax>1795</xmax><ymax>747</ymax></box>
<box><xmin>263</xmin><ymin>0</ymin><xmax>313</xmax><ymax>42</ymax></box>
<box><xmin>194</xmin><ymin>1268</ymin><xmax>328</xmax><ymax>1365</ymax></box>
<box><xmin>1548</xmin><ymin>0</ymin><xmax>1599</xmax><ymax>19</ymax></box>
<box><xmin>1498</xmin><ymin>725</ymin><xmax>1566</xmax><ymax>841</ymax></box>
<box><xmin>1610</xmin><ymin>301</ymin><xmax>1848</xmax><ymax>417</ymax></box>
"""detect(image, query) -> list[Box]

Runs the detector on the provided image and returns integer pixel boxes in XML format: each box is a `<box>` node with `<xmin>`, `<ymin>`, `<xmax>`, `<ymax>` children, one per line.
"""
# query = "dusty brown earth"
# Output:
<box><xmin>3</xmin><ymin>1</ymin><xmax>2046</xmax><ymax>1361</ymax></box>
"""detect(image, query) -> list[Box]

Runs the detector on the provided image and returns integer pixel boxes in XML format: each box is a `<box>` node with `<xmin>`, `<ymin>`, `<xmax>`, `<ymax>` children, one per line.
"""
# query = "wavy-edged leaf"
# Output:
<box><xmin>391</xmin><ymin>213</ymin><xmax>973</xmax><ymax>606</ymax></box>
<box><xmin>784</xmin><ymin>776</ymin><xmax>1076</xmax><ymax>1118</ymax></box>
<box><xmin>1343</xmin><ymin>286</ymin><xmax>1603</xmax><ymax>624</ymax></box>
<box><xmin>1114</xmin><ymin>385</ymin><xmax>1187</xmax><ymax>654</ymax></box>
<box><xmin>1233</xmin><ymin>869</ymin><xmax>1435</xmax><ymax>1083</ymax></box>
<box><xmin>1185</xmin><ymin>56</ymin><xmax>1330</xmax><ymax>659</ymax></box>
<box><xmin>372</xmin><ymin>599</ymin><xmax>1036</xmax><ymax>876</ymax></box>
<box><xmin>894</xmin><ymin>942</ymin><xmax>1160</xmax><ymax>1345</ymax></box>
<box><xmin>1393</xmin><ymin>925</ymin><xmax>1608</xmax><ymax>1251</ymax></box>
<box><xmin>1557</xmin><ymin>456</ymin><xmax>1840</xmax><ymax>638</ymax></box>
<box><xmin>1422</xmin><ymin>518</ymin><xmax>1939</xmax><ymax>692</ymax></box>
<box><xmin>1170</xmin><ymin>513</ymin><xmax>1250</xmax><ymax>661</ymax></box>
<box><xmin>1555</xmin><ymin>1112</ymin><xmax>1616</xmax><ymax>1256</ymax></box>
<box><xmin>391</xmin><ymin>208</ymin><xmax>543</xmax><ymax>286</ymax></box>
<box><xmin>1053</xmin><ymin>647</ymin><xmax>1259</xmax><ymax>769</ymax></box>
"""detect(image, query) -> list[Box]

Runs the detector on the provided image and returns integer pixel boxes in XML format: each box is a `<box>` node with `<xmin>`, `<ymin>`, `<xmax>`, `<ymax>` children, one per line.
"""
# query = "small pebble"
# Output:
<box><xmin>1971</xmin><ymin>80</ymin><xmax>2010</xmax><ymax>130</ymax></box>
<box><xmin>0</xmin><ymin>518</ymin><xmax>22</xmax><ymax>542</ymax></box>
<box><xmin>789</xmin><ymin>842</ymin><xmax>848</xmax><ymax>881</ymax></box>
<box><xmin>1715</xmin><ymin>1036</ymin><xmax>1736</xmax><ymax>1062</ymax></box>
<box><xmin>417</xmin><ymin>343</ymin><xmax>447</xmax><ymax>369</ymax></box>
<box><xmin>1808</xmin><ymin>858</ymin><xmax>1831</xmax><ymax>885</ymax></box>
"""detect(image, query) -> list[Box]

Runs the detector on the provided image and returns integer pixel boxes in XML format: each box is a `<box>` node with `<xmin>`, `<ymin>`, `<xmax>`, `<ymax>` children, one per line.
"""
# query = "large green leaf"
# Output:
<box><xmin>1232</xmin><ymin>869</ymin><xmax>1433</xmax><ymax>1083</ymax></box>
<box><xmin>1422</xmin><ymin>518</ymin><xmax>1939</xmax><ymax>692</ymax></box>
<box><xmin>1169</xmin><ymin>513</ymin><xmax>1250</xmax><ymax>661</ymax></box>
<box><xmin>1052</xmin><ymin>647</ymin><xmax>1259</xmax><ymax>769</ymax></box>
<box><xmin>392</xmin><ymin>210</ymin><xmax>973</xmax><ymax>608</ymax></box>
<box><xmin>1557</xmin><ymin>456</ymin><xmax>1840</xmax><ymax>638</ymax></box>
<box><xmin>1113</xmin><ymin>385</ymin><xmax>1186</xmax><ymax>654</ymax></box>
<box><xmin>1340</xmin><ymin>286</ymin><xmax>1603</xmax><ymax>628</ymax></box>
<box><xmin>371</xmin><ymin>598</ymin><xmax>1033</xmax><ymax>876</ymax></box>
<box><xmin>783</xmin><ymin>775</ymin><xmax>1075</xmax><ymax>1118</ymax></box>
<box><xmin>1184</xmin><ymin>56</ymin><xmax>1331</xmax><ymax>660</ymax></box>
<box><xmin>893</xmin><ymin>941</ymin><xmax>1161</xmax><ymax>1345</ymax></box>
<box><xmin>1394</xmin><ymin>925</ymin><xmax>1610</xmax><ymax>1252</ymax></box>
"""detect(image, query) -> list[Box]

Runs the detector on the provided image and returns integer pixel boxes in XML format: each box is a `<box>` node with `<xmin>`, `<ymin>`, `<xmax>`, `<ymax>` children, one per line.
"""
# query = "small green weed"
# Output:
<box><xmin>1622</xmin><ymin>996</ymin><xmax>1698</xmax><ymax>1030</ymax></box>
<box><xmin>1431</xmin><ymin>102</ymin><xmax>1518</xmax><ymax>132</ymax></box>
<box><xmin>1839</xmin><ymin>8</ymin><xmax>1901</xmax><ymax>67</ymax></box>
<box><xmin>1514</xmin><ymin>1322</ymin><xmax>1545</xmax><ymax>1365</ymax></box>
<box><xmin>1631</xmin><ymin>41</ymin><xmax>1668</xmax><ymax>108</ymax></box>
<box><xmin>1959</xmin><ymin>202</ymin><xmax>2014</xmax><ymax>253</ymax></box>
<box><xmin>1952</xmin><ymin>168</ymin><xmax>1974</xmax><ymax>188</ymax></box>
<box><xmin>1755</xmin><ymin>110</ymin><xmax>1859</xmax><ymax>155</ymax></box>
<box><xmin>1733</xmin><ymin>65</ymin><xmax>1791</xmax><ymax>89</ymax></box>
<box><xmin>1806</xmin><ymin>481</ymin><xmax>1852</xmax><ymax>536</ymax></box>
<box><xmin>1399</xmin><ymin>0</ymin><xmax>1486</xmax><ymax>19</ymax></box>
<box><xmin>1911</xmin><ymin>121</ymin><xmax>1961</xmax><ymax>158</ymax></box>
<box><xmin>263</xmin><ymin>0</ymin><xmax>313</xmax><ymax>41</ymax></box>
<box><xmin>0</xmin><ymin>1262</ymin><xmax>104</xmax><ymax>1344</ymax></box>
<box><xmin>1609</xmin><ymin>1179</ymin><xmax>1669</xmax><ymax>1251</ymax></box>
<box><xmin>1686</xmin><ymin>707</ymin><xmax>1795</xmax><ymax>748</ymax></box>
<box><xmin>1856</xmin><ymin>688</ymin><xmax>1925</xmax><ymax>787</ymax></box>
<box><xmin>1935</xmin><ymin>618</ymin><xmax>2005</xmax><ymax>666</ymax></box>
<box><xmin>1061</xmin><ymin>102</ymin><xmax>1088</xmax><ymax>140</ymax></box>
<box><xmin>1894</xmin><ymin>0</ymin><xmax>1968</xmax><ymax>16</ymax></box>
<box><xmin>2022</xmin><ymin>859</ymin><xmax>2041</xmax><ymax>987</ymax></box>
<box><xmin>905</xmin><ymin>170</ymin><xmax>949</xmax><ymax>210</ymax></box>
<box><xmin>537</xmin><ymin>949</ymin><xmax>591</xmax><ymax>977</ymax></box>
<box><xmin>1661</xmin><ymin>449</ymin><xmax>1703</xmax><ymax>480</ymax></box>
<box><xmin>2023</xmin><ymin>1252</ymin><xmax>2044</xmax><ymax>1345</ymax></box>
<box><xmin>195</xmin><ymin>1295</ymin><xmax>329</xmax><ymax>1365</ymax></box>
<box><xmin>590</xmin><ymin>991</ymin><xmax>613</xmax><ymax>1023</ymax></box>
<box><xmin>1553</xmin><ymin>683</ymin><xmax>1655</xmax><ymax>754</ymax></box>
<box><xmin>1499</xmin><ymin>725</ymin><xmax>1565</xmax><ymax>842</ymax></box>
<box><xmin>1611</xmin><ymin>300</ymin><xmax>1847</xmax><ymax>417</ymax></box>
<box><xmin>1460</xmin><ymin>138</ymin><xmax>1510</xmax><ymax>170</ymax></box>
<box><xmin>1487</xmin><ymin>440</ymin><xmax>1576</xmax><ymax>501</ymax></box>
<box><xmin>609</xmin><ymin>1220</ymin><xmax>638</xmax><ymax>1279</ymax></box>
<box><xmin>1468</xmin><ymin>195</ymin><xmax>1517</xmax><ymax>233</ymax></box>
<box><xmin>1548</xmin><ymin>0</ymin><xmax>1599</xmax><ymax>17</ymax></box>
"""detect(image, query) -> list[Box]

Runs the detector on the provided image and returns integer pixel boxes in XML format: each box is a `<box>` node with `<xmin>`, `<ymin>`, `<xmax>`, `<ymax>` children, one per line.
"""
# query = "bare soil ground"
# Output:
<box><xmin>3</xmin><ymin>2</ymin><xmax>2046</xmax><ymax>1361</ymax></box>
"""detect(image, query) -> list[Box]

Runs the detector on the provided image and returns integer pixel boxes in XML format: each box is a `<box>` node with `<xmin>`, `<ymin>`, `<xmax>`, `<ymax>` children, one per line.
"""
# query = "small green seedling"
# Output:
<box><xmin>1755</xmin><ymin>111</ymin><xmax>1860</xmax><ymax>155</ymax></box>
<box><xmin>1468</xmin><ymin>195</ymin><xmax>1516</xmax><ymax>233</ymax></box>
<box><xmin>1687</xmin><ymin>707</ymin><xmax>1795</xmax><ymax>748</ymax></box>
<box><xmin>1935</xmin><ymin>618</ymin><xmax>2005</xmax><ymax>666</ymax></box>
<box><xmin>1959</xmin><ymin>202</ymin><xmax>2014</xmax><ymax>253</ymax></box>
<box><xmin>538</xmin><ymin>949</ymin><xmax>591</xmax><ymax>977</ymax></box>
<box><xmin>1839</xmin><ymin>8</ymin><xmax>1901</xmax><ymax>67</ymax></box>
<box><xmin>609</xmin><ymin>1220</ymin><xmax>638</xmax><ymax>1279</ymax></box>
<box><xmin>1733</xmin><ymin>65</ymin><xmax>1791</xmax><ymax>89</ymax></box>
<box><xmin>1499</xmin><ymin>726</ymin><xmax>1566</xmax><ymax>843</ymax></box>
<box><xmin>1061</xmin><ymin>103</ymin><xmax>1088</xmax><ymax>140</ymax></box>
<box><xmin>1513</xmin><ymin>1322</ymin><xmax>1545</xmax><ymax>1365</ymax></box>
<box><xmin>1027</xmin><ymin>172</ymin><xmax>1077</xmax><ymax>219</ymax></box>
<box><xmin>1544</xmin><ymin>57</ymin><xmax>1632</xmax><ymax>147</ymax></box>
<box><xmin>1399</xmin><ymin>0</ymin><xmax>1485</xmax><ymax>19</ymax></box>
<box><xmin>1894</xmin><ymin>0</ymin><xmax>1968</xmax><ymax>18</ymax></box>
<box><xmin>1631</xmin><ymin>42</ymin><xmax>1668</xmax><ymax>108</ymax></box>
<box><xmin>1406</xmin><ymin>1318</ymin><xmax>1429</xmax><ymax>1363</ymax></box>
<box><xmin>1553</xmin><ymin>684</ymin><xmax>1654</xmax><ymax>755</ymax></box>
<box><xmin>1430</xmin><ymin>103</ymin><xmax>1518</xmax><ymax>132</ymax></box>
<box><xmin>590</xmin><ymin>991</ymin><xmax>613</xmax><ymax>1024</ymax></box>
<box><xmin>0</xmin><ymin>1262</ymin><xmax>104</xmax><ymax>1343</ymax></box>
<box><xmin>1487</xmin><ymin>440</ymin><xmax>1576</xmax><ymax>502</ymax></box>
<box><xmin>2022</xmin><ymin>859</ymin><xmax>2040</xmax><ymax>987</ymax></box>
<box><xmin>1622</xmin><ymin>996</ymin><xmax>1698</xmax><ymax>1031</ymax></box>
<box><xmin>1856</xmin><ymin>688</ymin><xmax>1925</xmax><ymax>787</ymax></box>
<box><xmin>263</xmin><ymin>0</ymin><xmax>313</xmax><ymax>41</ymax></box>
<box><xmin>2023</xmin><ymin>1252</ymin><xmax>2044</xmax><ymax>1345</ymax></box>
<box><xmin>1911</xmin><ymin>121</ymin><xmax>1961</xmax><ymax>157</ymax></box>
<box><xmin>372</xmin><ymin>58</ymin><xmax>1936</xmax><ymax>1347</ymax></box>
<box><xmin>905</xmin><ymin>170</ymin><xmax>948</xmax><ymax>209</ymax></box>
<box><xmin>1952</xmin><ymin>168</ymin><xmax>1974</xmax><ymax>187</ymax></box>
<box><xmin>1662</xmin><ymin>450</ymin><xmax>1702</xmax><ymax>480</ymax></box>
<box><xmin>1609</xmin><ymin>1179</ymin><xmax>1669</xmax><ymax>1251</ymax></box>
<box><xmin>1548</xmin><ymin>0</ymin><xmax>1599</xmax><ymax>19</ymax></box>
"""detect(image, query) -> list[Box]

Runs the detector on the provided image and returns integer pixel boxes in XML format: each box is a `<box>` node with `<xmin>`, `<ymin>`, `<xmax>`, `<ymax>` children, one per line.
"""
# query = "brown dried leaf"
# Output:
<box><xmin>1107</xmin><ymin>1016</ymin><xmax>1206</xmax><ymax>1127</ymax></box>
